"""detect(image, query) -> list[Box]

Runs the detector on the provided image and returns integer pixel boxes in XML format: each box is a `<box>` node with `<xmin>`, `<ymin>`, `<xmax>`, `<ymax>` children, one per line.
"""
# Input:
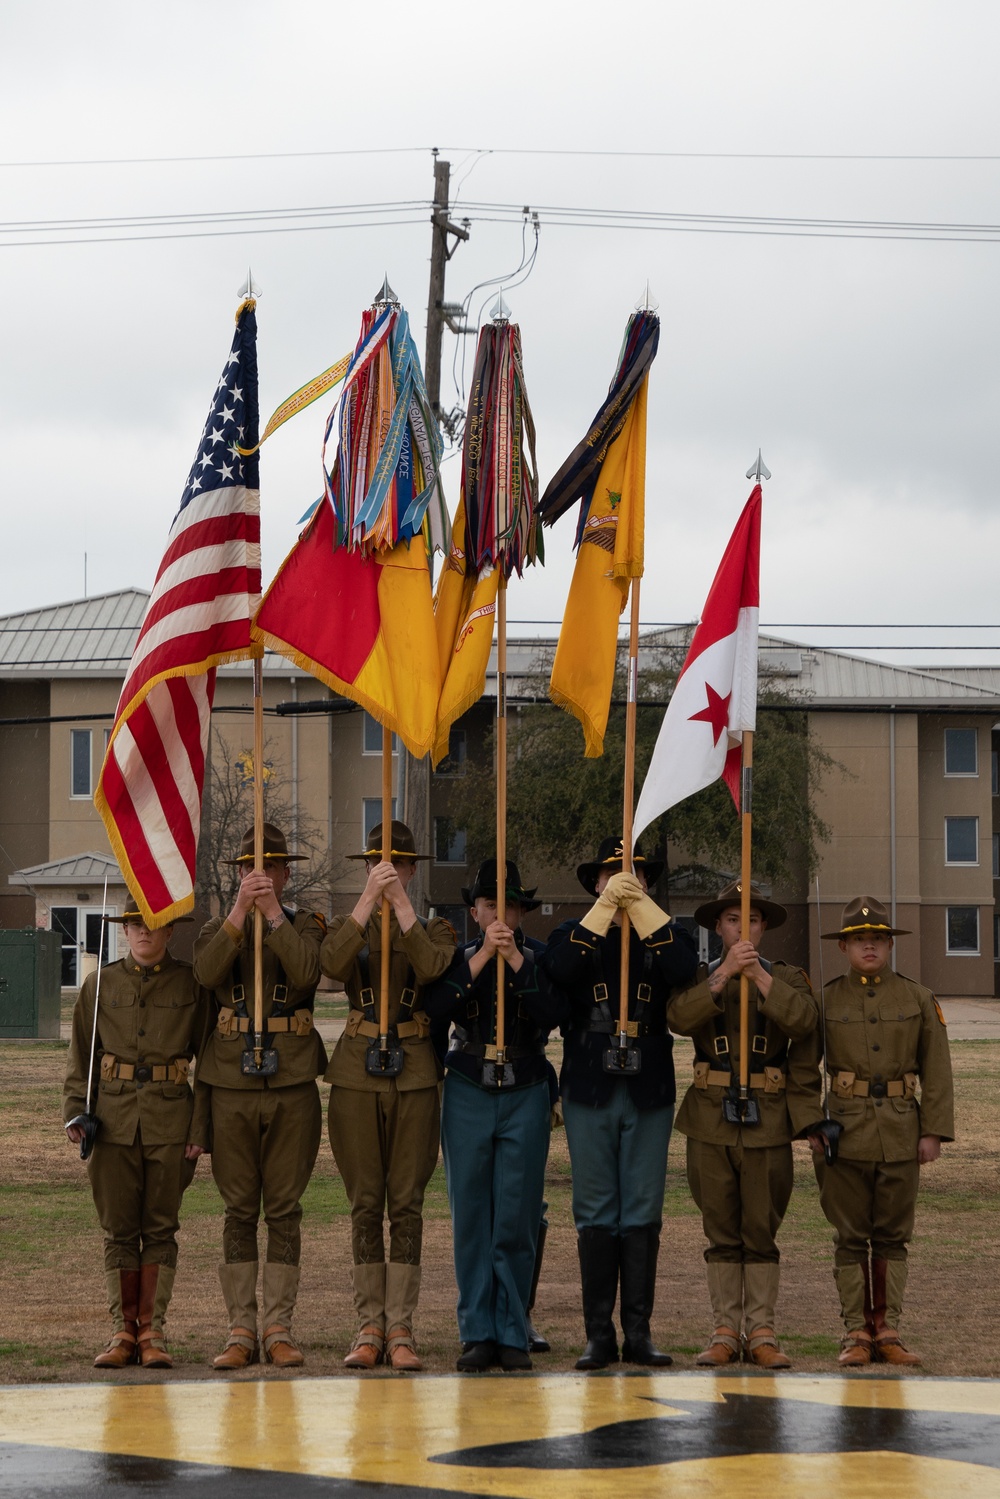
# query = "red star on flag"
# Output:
<box><xmin>689</xmin><ymin>682</ymin><xmax>732</xmax><ymax>746</ymax></box>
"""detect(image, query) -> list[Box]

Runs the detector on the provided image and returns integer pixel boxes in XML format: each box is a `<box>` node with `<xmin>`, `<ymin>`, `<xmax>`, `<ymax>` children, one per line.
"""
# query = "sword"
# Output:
<box><xmin>808</xmin><ymin>873</ymin><xmax>843</xmax><ymax>1165</ymax></box>
<box><xmin>65</xmin><ymin>871</ymin><xmax>110</xmax><ymax>1160</ymax></box>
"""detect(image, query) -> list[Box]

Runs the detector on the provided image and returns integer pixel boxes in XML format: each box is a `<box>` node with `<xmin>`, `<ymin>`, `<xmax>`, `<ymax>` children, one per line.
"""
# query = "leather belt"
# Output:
<box><xmin>101</xmin><ymin>1055</ymin><xmax>190</xmax><ymax>1086</ymax></box>
<box><xmin>450</xmin><ymin>1038</ymin><xmax>543</xmax><ymax>1062</ymax></box>
<box><xmin>831</xmin><ymin>1070</ymin><xmax>917</xmax><ymax>1100</ymax></box>
<box><xmin>344</xmin><ymin>1010</ymin><xmax>430</xmax><ymax>1041</ymax></box>
<box><xmin>585</xmin><ymin>1006</ymin><xmax>665</xmax><ymax>1037</ymax></box>
<box><xmin>217</xmin><ymin>1008</ymin><xmax>315</xmax><ymax>1038</ymax></box>
<box><xmin>693</xmin><ymin>1062</ymin><xmax>787</xmax><ymax>1093</ymax></box>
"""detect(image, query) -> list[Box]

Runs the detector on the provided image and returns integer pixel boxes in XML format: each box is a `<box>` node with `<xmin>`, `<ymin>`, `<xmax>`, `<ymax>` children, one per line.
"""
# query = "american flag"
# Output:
<box><xmin>95</xmin><ymin>302</ymin><xmax>262</xmax><ymax>926</ymax></box>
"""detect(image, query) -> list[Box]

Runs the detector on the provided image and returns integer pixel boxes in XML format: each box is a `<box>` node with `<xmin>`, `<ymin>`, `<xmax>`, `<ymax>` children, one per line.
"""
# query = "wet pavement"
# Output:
<box><xmin>2</xmin><ymin>1372</ymin><xmax>999</xmax><ymax>1497</ymax></box>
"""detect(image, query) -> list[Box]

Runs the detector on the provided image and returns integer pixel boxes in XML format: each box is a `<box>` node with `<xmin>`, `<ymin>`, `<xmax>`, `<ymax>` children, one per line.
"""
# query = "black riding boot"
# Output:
<box><xmin>620</xmin><ymin>1224</ymin><xmax>672</xmax><ymax>1366</ymax></box>
<box><xmin>575</xmin><ymin>1227</ymin><xmax>620</xmax><ymax>1371</ymax></box>
<box><xmin>526</xmin><ymin>1221</ymin><xmax>550</xmax><ymax>1354</ymax></box>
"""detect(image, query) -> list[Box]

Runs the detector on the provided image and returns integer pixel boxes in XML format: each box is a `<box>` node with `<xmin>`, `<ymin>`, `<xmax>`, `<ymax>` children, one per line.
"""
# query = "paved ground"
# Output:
<box><xmin>2</xmin><ymin>1371</ymin><xmax>999</xmax><ymax>1497</ymax></box>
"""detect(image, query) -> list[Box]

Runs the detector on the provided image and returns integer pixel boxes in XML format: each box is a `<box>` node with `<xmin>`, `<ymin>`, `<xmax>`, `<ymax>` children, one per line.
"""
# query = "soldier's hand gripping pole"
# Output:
<box><xmin>724</xmin><ymin>732</ymin><xmax>759</xmax><ymax>1125</ymax></box>
<box><xmin>241</xmin><ymin>656</ymin><xmax>278</xmax><ymax>1077</ymax></box>
<box><xmin>66</xmin><ymin>871</ymin><xmax>110</xmax><ymax>1159</ymax></box>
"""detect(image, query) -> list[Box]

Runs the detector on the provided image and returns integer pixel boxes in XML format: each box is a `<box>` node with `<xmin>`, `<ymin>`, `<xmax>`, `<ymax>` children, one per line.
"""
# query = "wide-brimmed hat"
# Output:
<box><xmin>227</xmin><ymin>822</ymin><xmax>307</xmax><ymax>866</ymax></box>
<box><xmin>822</xmin><ymin>895</ymin><xmax>910</xmax><ymax>940</ymax></box>
<box><xmin>461</xmin><ymin>858</ymin><xmax>541</xmax><ymax>912</ymax></box>
<box><xmin>576</xmin><ymin>837</ymin><xmax>664</xmax><ymax>897</ymax></box>
<box><xmin>108</xmin><ymin>896</ymin><xmax>192</xmax><ymax>926</ymax></box>
<box><xmin>694</xmin><ymin>879</ymin><xmax>787</xmax><ymax>931</ymax></box>
<box><xmin>346</xmin><ymin>820</ymin><xmax>429</xmax><ymax>863</ymax></box>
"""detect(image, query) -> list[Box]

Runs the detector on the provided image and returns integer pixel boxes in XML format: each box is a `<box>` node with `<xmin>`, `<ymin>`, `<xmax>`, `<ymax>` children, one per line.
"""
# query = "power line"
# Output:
<box><xmin>4</xmin><ymin>144</ymin><xmax>1000</xmax><ymax>170</ymax></box>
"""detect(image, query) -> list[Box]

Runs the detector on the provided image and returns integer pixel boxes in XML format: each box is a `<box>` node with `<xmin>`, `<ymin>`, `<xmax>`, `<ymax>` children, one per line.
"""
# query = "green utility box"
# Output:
<box><xmin>0</xmin><ymin>929</ymin><xmax>62</xmax><ymax>1038</ymax></box>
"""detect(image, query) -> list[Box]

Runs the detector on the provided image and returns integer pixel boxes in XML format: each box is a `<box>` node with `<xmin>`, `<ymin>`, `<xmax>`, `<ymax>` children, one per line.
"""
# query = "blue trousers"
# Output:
<box><xmin>563</xmin><ymin>1090</ymin><xmax>673</xmax><ymax>1232</ymax></box>
<box><xmin>441</xmin><ymin>1070</ymin><xmax>550</xmax><ymax>1350</ymax></box>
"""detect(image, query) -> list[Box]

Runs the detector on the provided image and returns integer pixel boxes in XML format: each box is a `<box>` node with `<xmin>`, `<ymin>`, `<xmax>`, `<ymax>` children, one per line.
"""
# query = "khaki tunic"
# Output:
<box><xmin>321</xmin><ymin>910</ymin><xmax>455</xmax><ymax>1264</ymax></box>
<box><xmin>668</xmin><ymin>961</ymin><xmax>821</xmax><ymax>1148</ymax></box>
<box><xmin>194</xmin><ymin>909</ymin><xmax>327</xmax><ymax>1264</ymax></box>
<box><xmin>815</xmin><ymin>967</ymin><xmax>955</xmax><ymax>1266</ymax></box>
<box><xmin>668</xmin><ymin>961</ymin><xmax>820</xmax><ymax>1264</ymax></box>
<box><xmin>62</xmin><ymin>955</ymin><xmax>212</xmax><ymax>1268</ymax></box>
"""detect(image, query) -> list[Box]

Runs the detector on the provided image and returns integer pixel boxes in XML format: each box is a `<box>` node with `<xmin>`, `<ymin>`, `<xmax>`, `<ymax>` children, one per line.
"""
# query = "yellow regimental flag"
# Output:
<box><xmin>432</xmin><ymin>493</ymin><xmax>500</xmax><ymax>766</ymax></box>
<box><xmin>549</xmin><ymin>375</ymin><xmax>649</xmax><ymax>757</ymax></box>
<box><xmin>254</xmin><ymin>500</ymin><xmax>441</xmax><ymax>760</ymax></box>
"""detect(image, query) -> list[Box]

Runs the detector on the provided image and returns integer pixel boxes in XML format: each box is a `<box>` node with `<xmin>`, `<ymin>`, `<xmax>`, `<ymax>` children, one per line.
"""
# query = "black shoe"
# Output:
<box><xmin>526</xmin><ymin>1317</ymin><xmax>550</xmax><ymax>1354</ymax></box>
<box><xmin>575</xmin><ymin>1337</ymin><xmax>619</xmax><ymax>1371</ymax></box>
<box><xmin>622</xmin><ymin>1336</ymin><xmax>673</xmax><ymax>1367</ymax></box>
<box><xmin>498</xmin><ymin>1345</ymin><xmax>532</xmax><ymax>1371</ymax></box>
<box><xmin>457</xmin><ymin>1341</ymin><xmax>498</xmax><ymax>1372</ymax></box>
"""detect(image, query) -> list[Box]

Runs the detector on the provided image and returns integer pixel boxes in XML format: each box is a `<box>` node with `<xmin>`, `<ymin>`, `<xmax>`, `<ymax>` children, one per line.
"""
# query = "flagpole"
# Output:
<box><xmin>738</xmin><ymin>729</ymin><xmax>753</xmax><ymax>1102</ymax></box>
<box><xmin>495</xmin><ymin>573</ymin><xmax>508</xmax><ymax>1059</ymax></box>
<box><xmin>379</xmin><ymin>726</ymin><xmax>393</xmax><ymax>1057</ymax></box>
<box><xmin>252</xmin><ymin>655</ymin><xmax>265</xmax><ymax>1070</ymax></box>
<box><xmin>617</xmin><ymin>577</ymin><xmax>642</xmax><ymax>1052</ymax></box>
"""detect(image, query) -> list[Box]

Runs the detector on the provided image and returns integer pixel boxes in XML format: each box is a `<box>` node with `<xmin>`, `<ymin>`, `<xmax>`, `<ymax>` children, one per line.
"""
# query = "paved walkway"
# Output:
<box><xmin>2</xmin><ymin>1371</ymin><xmax>999</xmax><ymax>1497</ymax></box>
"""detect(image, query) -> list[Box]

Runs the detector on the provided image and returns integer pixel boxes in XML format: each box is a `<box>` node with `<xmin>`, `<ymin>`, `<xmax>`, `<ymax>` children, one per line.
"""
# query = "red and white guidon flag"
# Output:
<box><xmin>633</xmin><ymin>484</ymin><xmax>761</xmax><ymax>842</ymax></box>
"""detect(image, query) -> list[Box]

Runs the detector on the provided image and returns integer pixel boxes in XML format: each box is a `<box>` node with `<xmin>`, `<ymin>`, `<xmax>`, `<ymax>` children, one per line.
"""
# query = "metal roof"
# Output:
<box><xmin>0</xmin><ymin>589</ymin><xmax>311</xmax><ymax>680</ymax></box>
<box><xmin>9</xmin><ymin>852</ymin><xmax>123</xmax><ymax>887</ymax></box>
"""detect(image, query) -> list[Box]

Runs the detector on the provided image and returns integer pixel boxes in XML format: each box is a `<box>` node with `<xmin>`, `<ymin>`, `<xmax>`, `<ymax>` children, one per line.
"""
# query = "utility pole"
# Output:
<box><xmin>408</xmin><ymin>153</ymin><xmax>470</xmax><ymax>914</ymax></box>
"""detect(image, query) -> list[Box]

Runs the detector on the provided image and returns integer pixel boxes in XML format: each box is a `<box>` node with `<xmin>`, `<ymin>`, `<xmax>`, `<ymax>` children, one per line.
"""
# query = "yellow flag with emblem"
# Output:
<box><xmin>432</xmin><ymin>492</ymin><xmax>500</xmax><ymax>766</ymax></box>
<box><xmin>548</xmin><ymin>374</ymin><xmax>649</xmax><ymax>756</ymax></box>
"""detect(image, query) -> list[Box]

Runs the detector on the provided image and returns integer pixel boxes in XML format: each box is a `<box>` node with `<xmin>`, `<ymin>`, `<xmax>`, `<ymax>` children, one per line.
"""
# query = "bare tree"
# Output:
<box><xmin>196</xmin><ymin>728</ymin><xmax>343</xmax><ymax>918</ymax></box>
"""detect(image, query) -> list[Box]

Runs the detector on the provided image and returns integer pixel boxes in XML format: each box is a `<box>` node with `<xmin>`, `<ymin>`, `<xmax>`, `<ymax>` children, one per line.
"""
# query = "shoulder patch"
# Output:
<box><xmin>438</xmin><ymin>919</ymin><xmax>458</xmax><ymax>943</ymax></box>
<box><xmin>310</xmin><ymin>911</ymin><xmax>328</xmax><ymax>934</ymax></box>
<box><xmin>934</xmin><ymin>998</ymin><xmax>947</xmax><ymax>1027</ymax></box>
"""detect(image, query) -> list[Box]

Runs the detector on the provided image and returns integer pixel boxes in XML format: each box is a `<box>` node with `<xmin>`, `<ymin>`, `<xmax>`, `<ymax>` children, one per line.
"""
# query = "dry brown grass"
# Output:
<box><xmin>1</xmin><ymin>1037</ymin><xmax>997</xmax><ymax>1383</ymax></box>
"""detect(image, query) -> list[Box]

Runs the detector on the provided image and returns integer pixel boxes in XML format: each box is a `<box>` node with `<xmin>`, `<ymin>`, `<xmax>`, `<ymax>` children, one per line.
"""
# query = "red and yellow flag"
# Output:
<box><xmin>255</xmin><ymin>496</ymin><xmax>440</xmax><ymax>759</ymax></box>
<box><xmin>431</xmin><ymin>493</ymin><xmax>499</xmax><ymax>766</ymax></box>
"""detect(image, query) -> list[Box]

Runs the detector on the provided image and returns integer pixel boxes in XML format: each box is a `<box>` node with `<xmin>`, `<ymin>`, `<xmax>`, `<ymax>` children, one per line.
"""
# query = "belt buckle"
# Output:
<box><xmin>133</xmin><ymin>1065</ymin><xmax>152</xmax><ymax>1087</ymax></box>
<box><xmin>870</xmin><ymin>1079</ymin><xmax>887</xmax><ymax>1099</ymax></box>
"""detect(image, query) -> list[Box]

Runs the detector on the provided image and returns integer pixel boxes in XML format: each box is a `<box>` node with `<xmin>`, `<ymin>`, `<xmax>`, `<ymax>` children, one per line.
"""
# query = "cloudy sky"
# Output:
<box><xmin>3</xmin><ymin>0</ymin><xmax>998</xmax><ymax>665</ymax></box>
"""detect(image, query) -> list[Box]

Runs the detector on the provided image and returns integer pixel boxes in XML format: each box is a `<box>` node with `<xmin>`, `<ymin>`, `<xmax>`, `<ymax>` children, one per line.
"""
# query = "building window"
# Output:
<box><xmin>70</xmin><ymin>729</ymin><xmax>92</xmax><ymax>797</ymax></box>
<box><xmin>433</xmin><ymin>727</ymin><xmax>467</xmax><ymax>776</ymax></box>
<box><xmin>362</xmin><ymin>797</ymin><xmax>397</xmax><ymax>846</ymax></box>
<box><xmin>434</xmin><ymin>903</ymin><xmax>469</xmax><ymax>944</ymax></box>
<box><xmin>944</xmin><ymin>816</ymin><xmax>979</xmax><ymax>865</ymax></box>
<box><xmin>944</xmin><ymin>727</ymin><xmax>978</xmax><ymax>776</ymax></box>
<box><xmin>946</xmin><ymin>906</ymin><xmax>979</xmax><ymax>955</ymax></box>
<box><xmin>362</xmin><ymin>713</ymin><xmax>397</xmax><ymax>755</ymax></box>
<box><xmin>434</xmin><ymin>817</ymin><xmax>467</xmax><ymax>865</ymax></box>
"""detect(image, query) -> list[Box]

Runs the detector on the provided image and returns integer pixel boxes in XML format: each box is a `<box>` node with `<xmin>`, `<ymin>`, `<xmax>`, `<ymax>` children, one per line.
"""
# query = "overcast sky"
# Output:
<box><xmin>3</xmin><ymin>0</ymin><xmax>998</xmax><ymax>667</ymax></box>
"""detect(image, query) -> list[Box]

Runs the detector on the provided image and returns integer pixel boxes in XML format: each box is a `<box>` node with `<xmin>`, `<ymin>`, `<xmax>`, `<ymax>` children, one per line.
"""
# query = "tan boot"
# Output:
<box><xmin>872</xmin><ymin>1258</ymin><xmax>921</xmax><ymax>1366</ymax></box>
<box><xmin>262</xmin><ymin>1263</ymin><xmax>304</xmax><ymax>1368</ymax></box>
<box><xmin>696</xmin><ymin>1263</ymin><xmax>742</xmax><ymax>1367</ymax></box>
<box><xmin>385</xmin><ymin>1263</ymin><xmax>423</xmax><ymax>1371</ymax></box>
<box><xmin>344</xmin><ymin>1263</ymin><xmax>386</xmax><ymax>1368</ymax></box>
<box><xmin>94</xmin><ymin>1268</ymin><xmax>140</xmax><ymax>1368</ymax></box>
<box><xmin>213</xmin><ymin>1261</ymin><xmax>259</xmax><ymax>1370</ymax></box>
<box><xmin>743</xmin><ymin>1264</ymin><xmax>791</xmax><ymax>1369</ymax></box>
<box><xmin>834</xmin><ymin>1263</ymin><xmax>872</xmax><ymax>1366</ymax></box>
<box><xmin>137</xmin><ymin>1264</ymin><xmax>176</xmax><ymax>1368</ymax></box>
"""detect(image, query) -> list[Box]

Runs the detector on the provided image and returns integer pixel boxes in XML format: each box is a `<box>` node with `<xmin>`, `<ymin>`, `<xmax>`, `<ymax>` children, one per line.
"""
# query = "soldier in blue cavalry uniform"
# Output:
<box><xmin>542</xmin><ymin>837</ymin><xmax>699</xmax><ymax>1370</ymax></box>
<box><xmin>423</xmin><ymin>859</ymin><xmax>568</xmax><ymax>1372</ymax></box>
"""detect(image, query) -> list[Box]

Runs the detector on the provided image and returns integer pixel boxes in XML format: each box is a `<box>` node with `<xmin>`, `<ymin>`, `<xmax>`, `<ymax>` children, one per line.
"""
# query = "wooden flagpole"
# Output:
<box><xmin>738</xmin><ymin>731</ymin><xmax>754</xmax><ymax>1100</ymax></box>
<box><xmin>252</xmin><ymin>656</ymin><xmax>265</xmax><ymax>1068</ymax></box>
<box><xmin>379</xmin><ymin>726</ymin><xmax>393</xmax><ymax>1053</ymax></box>
<box><xmin>495</xmin><ymin>572</ymin><xmax>508</xmax><ymax>1056</ymax></box>
<box><xmin>617</xmin><ymin>577</ymin><xmax>642</xmax><ymax>1045</ymax></box>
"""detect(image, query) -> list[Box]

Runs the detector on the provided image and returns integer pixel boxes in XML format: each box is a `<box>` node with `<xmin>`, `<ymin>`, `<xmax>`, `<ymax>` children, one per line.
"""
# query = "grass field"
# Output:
<box><xmin>0</xmin><ymin>1036</ymin><xmax>996</xmax><ymax>1383</ymax></box>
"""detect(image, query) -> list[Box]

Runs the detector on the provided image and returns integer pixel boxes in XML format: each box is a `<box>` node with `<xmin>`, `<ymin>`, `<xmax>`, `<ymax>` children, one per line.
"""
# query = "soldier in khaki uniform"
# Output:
<box><xmin>667</xmin><ymin>881</ymin><xmax>819</xmax><ymax>1369</ymax></box>
<box><xmin>809</xmin><ymin>896</ymin><xmax>954</xmax><ymax>1367</ymax></box>
<box><xmin>321</xmin><ymin>821</ymin><xmax>455</xmax><ymax>1370</ymax></box>
<box><xmin>194</xmin><ymin>823</ymin><xmax>327</xmax><ymax>1370</ymax></box>
<box><xmin>63</xmin><ymin>900</ymin><xmax>211</xmax><ymax>1368</ymax></box>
